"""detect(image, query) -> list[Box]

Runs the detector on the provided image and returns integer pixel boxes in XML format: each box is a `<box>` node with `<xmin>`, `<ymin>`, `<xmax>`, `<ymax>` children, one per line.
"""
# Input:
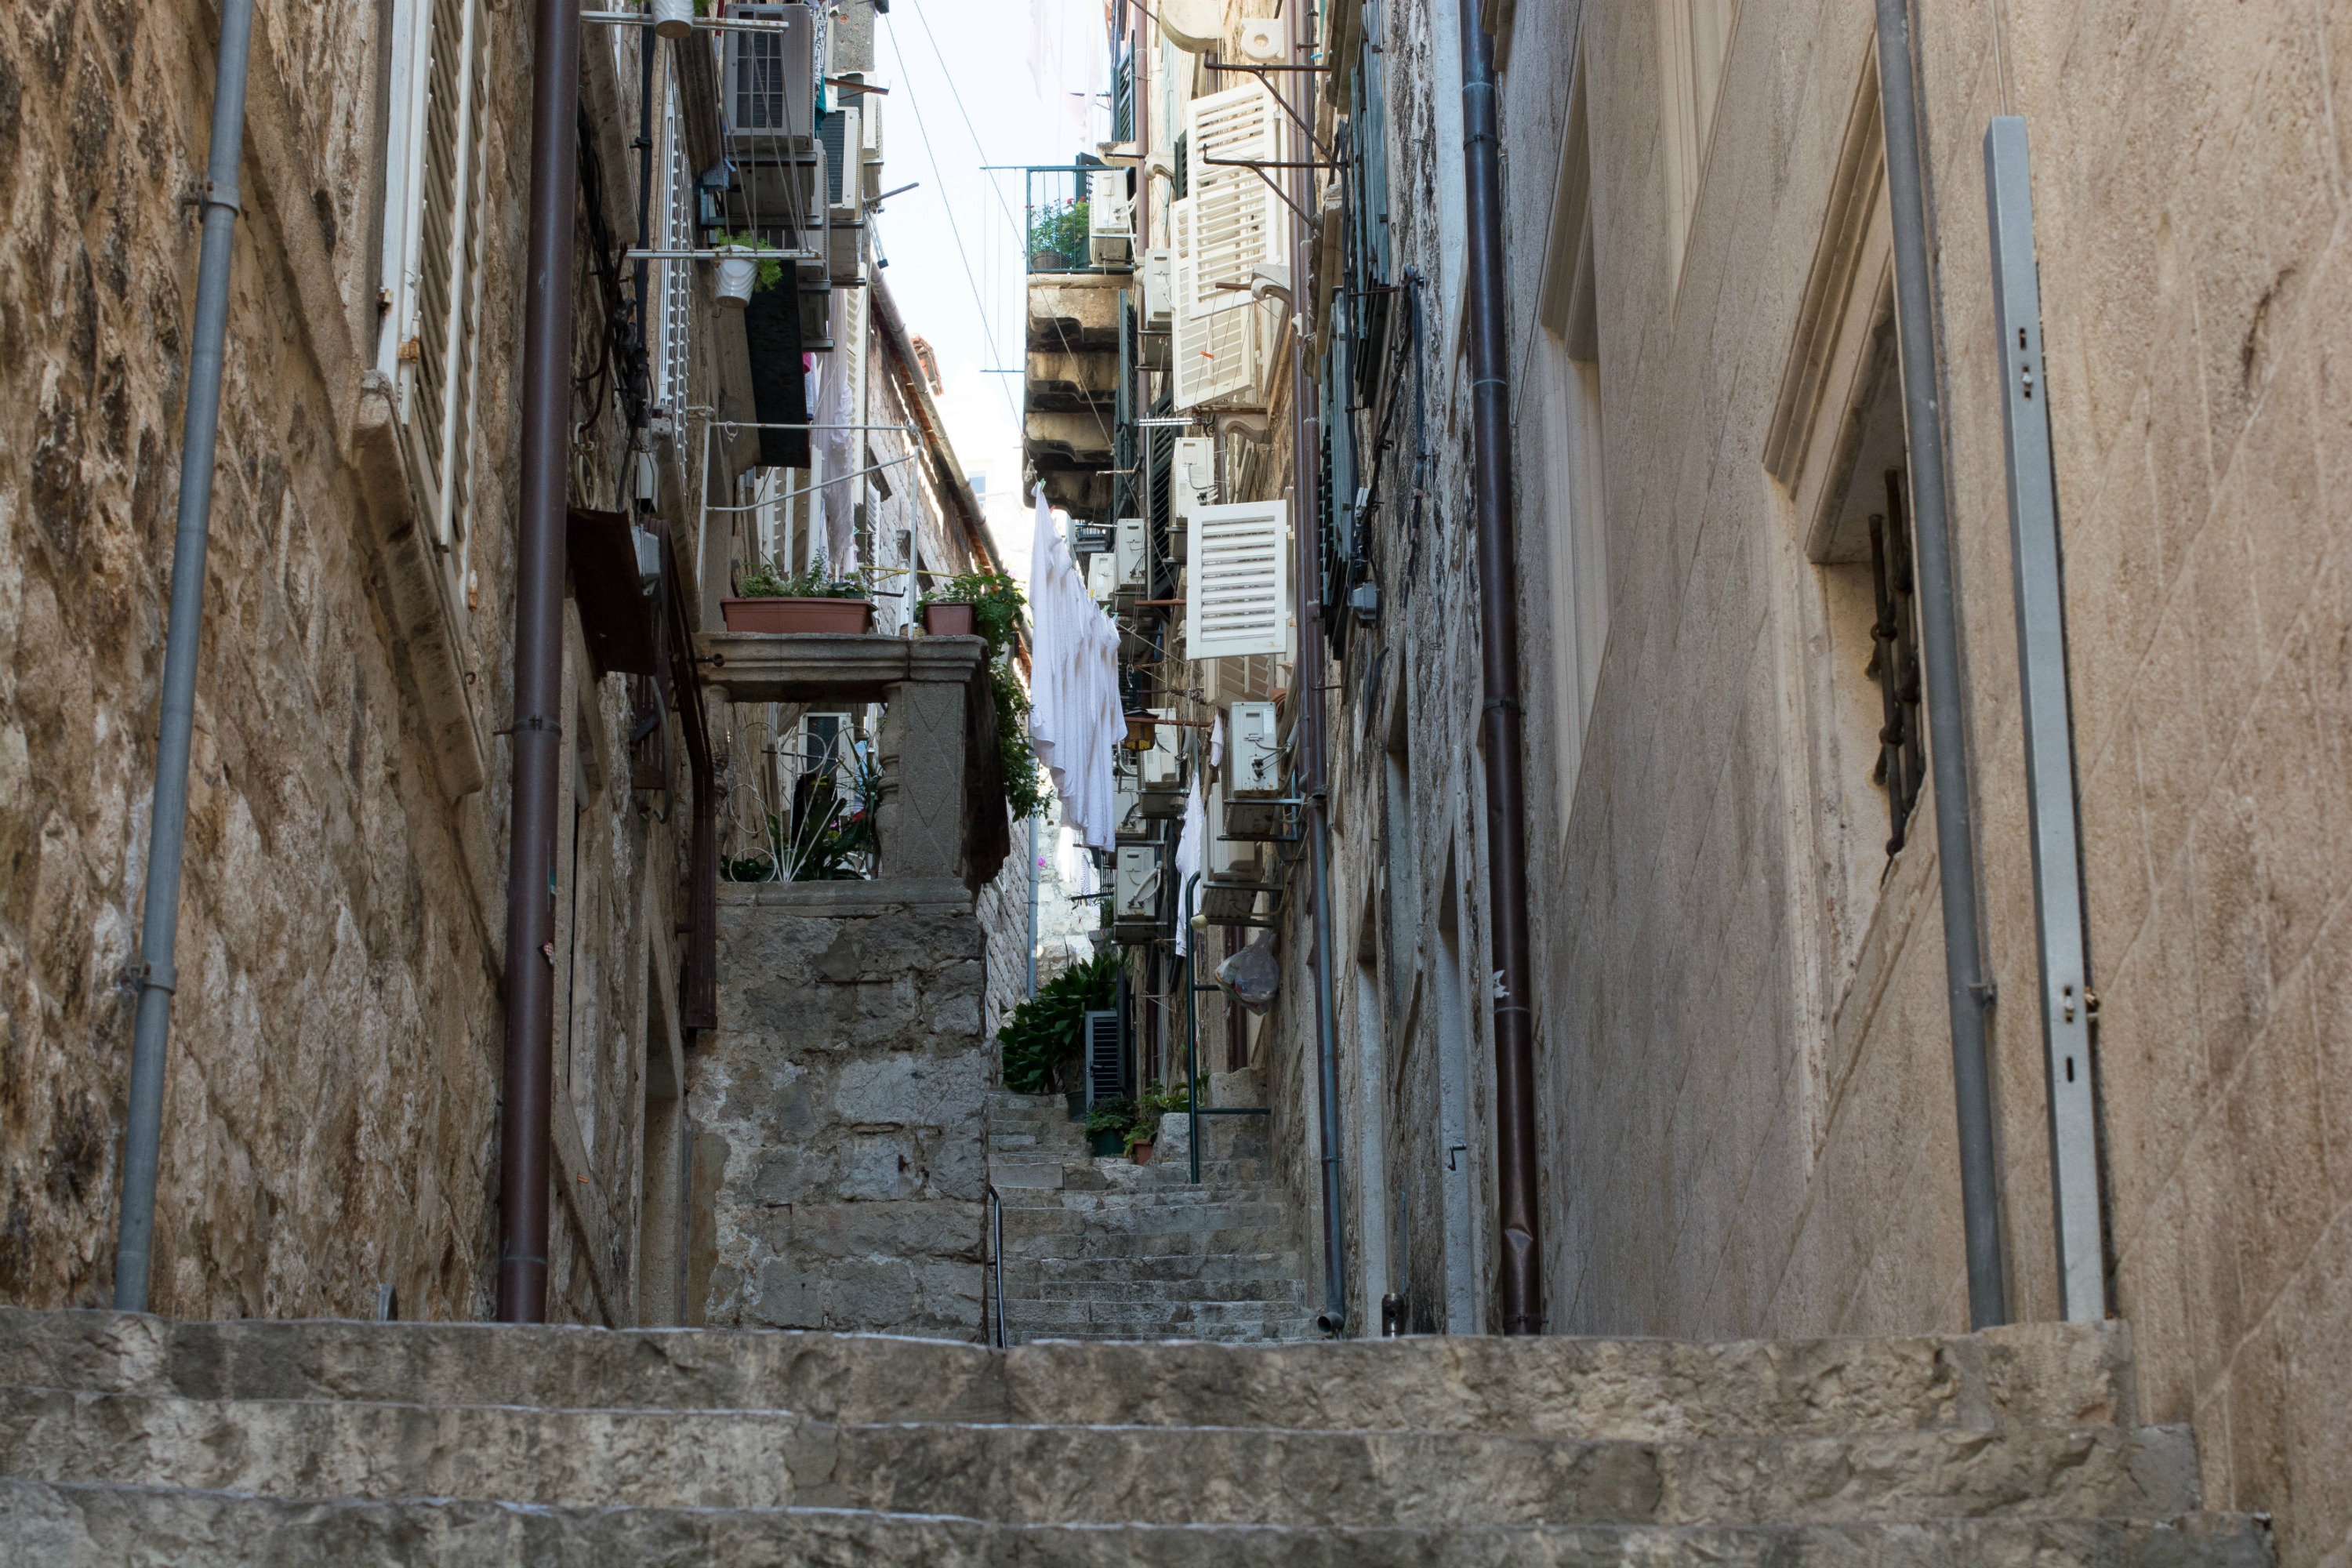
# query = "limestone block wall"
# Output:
<box><xmin>692</xmin><ymin>884</ymin><xmax>989</xmax><ymax>1338</ymax></box>
<box><xmin>0</xmin><ymin>1</ymin><xmax>702</xmax><ymax>1328</ymax></box>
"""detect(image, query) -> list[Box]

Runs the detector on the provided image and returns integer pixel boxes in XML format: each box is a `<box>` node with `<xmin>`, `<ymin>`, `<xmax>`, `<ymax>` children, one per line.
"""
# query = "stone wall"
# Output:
<box><xmin>0</xmin><ymin>0</ymin><xmax>707</xmax><ymax>1328</ymax></box>
<box><xmin>691</xmin><ymin>883</ymin><xmax>989</xmax><ymax>1339</ymax></box>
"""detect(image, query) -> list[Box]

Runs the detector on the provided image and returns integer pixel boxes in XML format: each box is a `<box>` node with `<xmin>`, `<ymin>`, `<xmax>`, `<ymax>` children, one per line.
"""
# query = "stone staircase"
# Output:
<box><xmin>985</xmin><ymin>1088</ymin><xmax>1318</xmax><ymax>1344</ymax></box>
<box><xmin>0</xmin><ymin>1307</ymin><xmax>2272</xmax><ymax>1564</ymax></box>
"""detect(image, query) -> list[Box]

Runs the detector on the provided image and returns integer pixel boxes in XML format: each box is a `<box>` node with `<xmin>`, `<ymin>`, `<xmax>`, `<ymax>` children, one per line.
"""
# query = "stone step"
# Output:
<box><xmin>0</xmin><ymin>1480</ymin><xmax>2277</xmax><ymax>1568</ymax></box>
<box><xmin>1022</xmin><ymin>1252</ymin><xmax>1304</xmax><ymax>1284</ymax></box>
<box><xmin>793</xmin><ymin>1421</ymin><xmax>2203</xmax><ymax>1528</ymax></box>
<box><xmin>0</xmin><ymin>1388</ymin><xmax>2205</xmax><ymax>1529</ymax></box>
<box><xmin>0</xmin><ymin>1310</ymin><xmax>2142</xmax><ymax>1441</ymax></box>
<box><xmin>0</xmin><ymin>1388</ymin><xmax>798</xmax><ymax>1508</ymax></box>
<box><xmin>1005</xmin><ymin>1276</ymin><xmax>1312</xmax><ymax>1305</ymax></box>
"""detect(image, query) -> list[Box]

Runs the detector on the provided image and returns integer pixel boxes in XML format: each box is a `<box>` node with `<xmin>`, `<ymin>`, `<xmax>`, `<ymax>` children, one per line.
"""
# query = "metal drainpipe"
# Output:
<box><xmin>500</xmin><ymin>0</ymin><xmax>583</xmax><ymax>1325</ymax></box>
<box><xmin>111</xmin><ymin>0</ymin><xmax>260</xmax><ymax>1314</ymax></box>
<box><xmin>1290</xmin><ymin>3</ymin><xmax>1348</xmax><ymax>1339</ymax></box>
<box><xmin>1457</xmin><ymin>5</ymin><xmax>1542</xmax><ymax>1336</ymax></box>
<box><xmin>1875</xmin><ymin>0</ymin><xmax>2008</xmax><ymax>1328</ymax></box>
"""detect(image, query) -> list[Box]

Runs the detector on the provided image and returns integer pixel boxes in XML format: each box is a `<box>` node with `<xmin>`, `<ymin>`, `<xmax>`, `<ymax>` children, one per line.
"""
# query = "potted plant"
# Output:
<box><xmin>709</xmin><ymin>229</ymin><xmax>782</xmax><ymax>309</ymax></box>
<box><xmin>1087</xmin><ymin>1098</ymin><xmax>1137</xmax><ymax>1160</ymax></box>
<box><xmin>722</xmin><ymin>561</ymin><xmax>876</xmax><ymax>634</ymax></box>
<box><xmin>649</xmin><ymin>0</ymin><xmax>695</xmax><ymax>39</ymax></box>
<box><xmin>1125</xmin><ymin>1080</ymin><xmax>1192</xmax><ymax>1165</ymax></box>
<box><xmin>910</xmin><ymin>570</ymin><xmax>1044</xmax><ymax>822</ymax></box>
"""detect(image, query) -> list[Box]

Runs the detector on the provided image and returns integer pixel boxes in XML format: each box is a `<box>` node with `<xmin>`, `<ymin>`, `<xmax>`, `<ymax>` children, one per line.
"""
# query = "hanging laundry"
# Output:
<box><xmin>1026</xmin><ymin>485</ymin><xmax>1123</xmax><ymax>850</ymax></box>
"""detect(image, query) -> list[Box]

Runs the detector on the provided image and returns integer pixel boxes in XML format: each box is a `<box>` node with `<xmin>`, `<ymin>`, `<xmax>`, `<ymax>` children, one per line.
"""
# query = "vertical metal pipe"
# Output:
<box><xmin>1026</xmin><ymin>809</ymin><xmax>1039</xmax><ymax>998</ymax></box>
<box><xmin>112</xmin><ymin>0</ymin><xmax>260</xmax><ymax>1315</ymax></box>
<box><xmin>500</xmin><ymin>0</ymin><xmax>583</xmax><ymax>1325</ymax></box>
<box><xmin>1984</xmin><ymin>116</ymin><xmax>2104</xmax><ymax>1321</ymax></box>
<box><xmin>1288</xmin><ymin>0</ymin><xmax>1347</xmax><ymax>1339</ymax></box>
<box><xmin>1185</xmin><ymin>875</ymin><xmax>1201</xmax><ymax>1187</ymax></box>
<box><xmin>1458</xmin><ymin>5</ymin><xmax>1542</xmax><ymax>1336</ymax></box>
<box><xmin>1875</xmin><ymin>0</ymin><xmax>2008</xmax><ymax>1327</ymax></box>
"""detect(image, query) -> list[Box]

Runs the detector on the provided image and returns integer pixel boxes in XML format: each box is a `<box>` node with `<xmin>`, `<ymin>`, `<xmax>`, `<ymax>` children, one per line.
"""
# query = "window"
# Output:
<box><xmin>379</xmin><ymin>0</ymin><xmax>489</xmax><ymax>554</ymax></box>
<box><xmin>1657</xmin><ymin>0</ymin><xmax>1736</xmax><ymax>274</ymax></box>
<box><xmin>1533</xmin><ymin>63</ymin><xmax>1609</xmax><ymax>829</ymax></box>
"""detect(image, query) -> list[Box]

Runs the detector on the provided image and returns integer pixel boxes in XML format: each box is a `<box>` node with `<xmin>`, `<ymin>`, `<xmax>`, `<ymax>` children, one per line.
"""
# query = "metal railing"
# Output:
<box><xmin>1180</xmin><ymin>873</ymin><xmax>1270</xmax><ymax>1186</ymax></box>
<box><xmin>985</xmin><ymin>1181</ymin><xmax>1009</xmax><ymax>1348</ymax></box>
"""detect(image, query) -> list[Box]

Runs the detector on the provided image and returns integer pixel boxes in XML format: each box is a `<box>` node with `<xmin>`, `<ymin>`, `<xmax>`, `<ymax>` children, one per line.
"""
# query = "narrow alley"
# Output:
<box><xmin>1</xmin><ymin>0</ymin><xmax>2346</xmax><ymax>1563</ymax></box>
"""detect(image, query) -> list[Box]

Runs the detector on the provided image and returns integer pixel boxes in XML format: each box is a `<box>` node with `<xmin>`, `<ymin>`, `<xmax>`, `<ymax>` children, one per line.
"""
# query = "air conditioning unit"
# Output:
<box><xmin>1112</xmin><ymin>844</ymin><xmax>1167</xmax><ymax>942</ymax></box>
<box><xmin>1113</xmin><ymin>517</ymin><xmax>1149</xmax><ymax>598</ymax></box>
<box><xmin>1237</xmin><ymin>19</ymin><xmax>1287</xmax><ymax>63</ymax></box>
<box><xmin>1221</xmin><ymin>699</ymin><xmax>1286</xmax><ymax>842</ymax></box>
<box><xmin>1114</xmin><ymin>757</ymin><xmax>1151</xmax><ymax>842</ymax></box>
<box><xmin>724</xmin><ymin>5</ymin><xmax>817</xmax><ymax>140</ymax></box>
<box><xmin>1137</xmin><ymin>707</ymin><xmax>1185</xmax><ymax>811</ymax></box>
<box><xmin>1088</xmin><ymin>168</ymin><xmax>1134</xmax><ymax>267</ymax></box>
<box><xmin>1171</xmin><ymin>437</ymin><xmax>1217</xmax><ymax>521</ymax></box>
<box><xmin>1086</xmin><ymin>550</ymin><xmax>1117</xmax><ymax>604</ymax></box>
<box><xmin>1206</xmin><ymin>772</ymin><xmax>1269</xmax><ymax>884</ymax></box>
<box><xmin>1142</xmin><ymin>249</ymin><xmax>1174</xmax><ymax>332</ymax></box>
<box><xmin>858</xmin><ymin>95</ymin><xmax>884</xmax><ymax>203</ymax></box>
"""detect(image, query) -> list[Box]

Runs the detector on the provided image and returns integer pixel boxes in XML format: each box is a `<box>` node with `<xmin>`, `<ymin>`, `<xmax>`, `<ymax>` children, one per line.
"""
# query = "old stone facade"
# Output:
<box><xmin>0</xmin><ymin>0</ymin><xmax>1028</xmax><ymax>1341</ymax></box>
<box><xmin>1040</xmin><ymin>0</ymin><xmax>2352</xmax><ymax>1563</ymax></box>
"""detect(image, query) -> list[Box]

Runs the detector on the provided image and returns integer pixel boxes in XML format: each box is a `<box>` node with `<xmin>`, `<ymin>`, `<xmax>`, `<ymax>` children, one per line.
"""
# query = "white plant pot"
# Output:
<box><xmin>714</xmin><ymin>249</ymin><xmax>757</xmax><ymax>309</ymax></box>
<box><xmin>650</xmin><ymin>0</ymin><xmax>695</xmax><ymax>41</ymax></box>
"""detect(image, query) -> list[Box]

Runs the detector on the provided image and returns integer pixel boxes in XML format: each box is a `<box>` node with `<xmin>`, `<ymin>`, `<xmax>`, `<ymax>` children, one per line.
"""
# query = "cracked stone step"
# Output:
<box><xmin>0</xmin><ymin>1310</ymin><xmax>2144</xmax><ymax>1441</ymax></box>
<box><xmin>0</xmin><ymin>1388</ymin><xmax>799</xmax><ymax>1509</ymax></box>
<box><xmin>793</xmin><ymin>1421</ymin><xmax>2203</xmax><ymax>1529</ymax></box>
<box><xmin>0</xmin><ymin>1482</ymin><xmax>2277</xmax><ymax>1568</ymax></box>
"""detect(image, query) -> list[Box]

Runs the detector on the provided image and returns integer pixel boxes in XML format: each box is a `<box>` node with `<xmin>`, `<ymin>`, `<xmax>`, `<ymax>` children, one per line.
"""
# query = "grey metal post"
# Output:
<box><xmin>1876</xmin><ymin>0</ymin><xmax>2009</xmax><ymax>1327</ymax></box>
<box><xmin>113</xmin><ymin>0</ymin><xmax>260</xmax><ymax>1314</ymax></box>
<box><xmin>1026</xmin><ymin>808</ymin><xmax>1040</xmax><ymax>997</ymax></box>
<box><xmin>1984</xmin><ymin>117</ymin><xmax>2105</xmax><ymax>1321</ymax></box>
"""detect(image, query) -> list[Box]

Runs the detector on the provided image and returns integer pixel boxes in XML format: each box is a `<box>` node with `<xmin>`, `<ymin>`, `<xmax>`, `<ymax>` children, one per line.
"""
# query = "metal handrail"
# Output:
<box><xmin>985</xmin><ymin>1181</ymin><xmax>1008</xmax><ymax>1348</ymax></box>
<box><xmin>1181</xmin><ymin>873</ymin><xmax>1272</xmax><ymax>1186</ymax></box>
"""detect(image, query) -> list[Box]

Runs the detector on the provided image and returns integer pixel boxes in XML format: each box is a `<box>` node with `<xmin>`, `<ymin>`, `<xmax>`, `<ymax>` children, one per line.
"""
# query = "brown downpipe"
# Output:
<box><xmin>1457</xmin><ymin>7</ymin><xmax>1541</xmax><ymax>1335</ymax></box>
<box><xmin>1287</xmin><ymin>2</ymin><xmax>1348</xmax><ymax>1338</ymax></box>
<box><xmin>499</xmin><ymin>0</ymin><xmax>582</xmax><ymax>1324</ymax></box>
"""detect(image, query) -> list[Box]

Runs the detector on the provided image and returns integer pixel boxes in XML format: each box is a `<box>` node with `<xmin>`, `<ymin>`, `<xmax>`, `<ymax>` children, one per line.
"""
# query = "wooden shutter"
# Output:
<box><xmin>1084</xmin><ymin>1009</ymin><xmax>1123</xmax><ymax>1108</ymax></box>
<box><xmin>1171</xmin><ymin>198</ymin><xmax>1257</xmax><ymax>410</ymax></box>
<box><xmin>397</xmin><ymin>0</ymin><xmax>488</xmax><ymax>548</ymax></box>
<box><xmin>1186</xmin><ymin>499</ymin><xmax>1289</xmax><ymax>660</ymax></box>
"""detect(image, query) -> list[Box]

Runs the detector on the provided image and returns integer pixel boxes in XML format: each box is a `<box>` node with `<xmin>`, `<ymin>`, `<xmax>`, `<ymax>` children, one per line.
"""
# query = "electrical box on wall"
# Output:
<box><xmin>1226</xmin><ymin>702</ymin><xmax>1281</xmax><ymax>797</ymax></box>
<box><xmin>1086</xmin><ymin>550</ymin><xmax>1117</xmax><ymax>604</ymax></box>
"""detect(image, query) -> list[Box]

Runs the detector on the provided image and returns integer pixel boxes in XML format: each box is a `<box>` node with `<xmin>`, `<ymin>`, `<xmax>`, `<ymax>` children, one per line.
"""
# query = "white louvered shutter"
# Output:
<box><xmin>382</xmin><ymin>0</ymin><xmax>488</xmax><ymax>549</ymax></box>
<box><xmin>1183</xmin><ymin>85</ymin><xmax>1281</xmax><ymax>316</ymax></box>
<box><xmin>1187</xmin><ymin>500</ymin><xmax>1289</xmax><ymax>659</ymax></box>
<box><xmin>1171</xmin><ymin>198</ymin><xmax>1255</xmax><ymax>410</ymax></box>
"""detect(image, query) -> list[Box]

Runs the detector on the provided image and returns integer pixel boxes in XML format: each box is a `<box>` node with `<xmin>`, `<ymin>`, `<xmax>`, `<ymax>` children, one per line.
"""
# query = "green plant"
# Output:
<box><xmin>996</xmin><ymin>951</ymin><xmax>1120</xmax><ymax>1094</ymax></box>
<box><xmin>1084</xmin><ymin>1096</ymin><xmax>1137</xmax><ymax>1140</ymax></box>
<box><xmin>735</xmin><ymin>561</ymin><xmax>867</xmax><ymax>599</ymax></box>
<box><xmin>720</xmin><ymin>750</ymin><xmax>880</xmax><ymax>883</ymax></box>
<box><xmin>1027</xmin><ymin>198</ymin><xmax>1091</xmax><ymax>263</ymax></box>
<box><xmin>1126</xmin><ymin>1080</ymin><xmax>1192</xmax><ymax>1153</ymax></box>
<box><xmin>916</xmin><ymin>571</ymin><xmax>1044</xmax><ymax>819</ymax></box>
<box><xmin>709</xmin><ymin>229</ymin><xmax>784</xmax><ymax>291</ymax></box>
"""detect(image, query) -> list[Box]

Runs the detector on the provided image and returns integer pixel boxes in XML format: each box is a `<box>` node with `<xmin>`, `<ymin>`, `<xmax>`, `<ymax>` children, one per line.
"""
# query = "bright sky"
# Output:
<box><xmin>868</xmin><ymin>0</ymin><xmax>1109</xmax><ymax>585</ymax></box>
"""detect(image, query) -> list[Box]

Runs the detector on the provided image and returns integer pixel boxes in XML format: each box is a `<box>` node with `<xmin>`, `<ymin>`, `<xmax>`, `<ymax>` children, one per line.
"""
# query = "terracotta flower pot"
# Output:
<box><xmin>720</xmin><ymin>597</ymin><xmax>875</xmax><ymax>635</ymax></box>
<box><xmin>922</xmin><ymin>602</ymin><xmax>977</xmax><ymax>637</ymax></box>
<box><xmin>1130</xmin><ymin>1141</ymin><xmax>1155</xmax><ymax>1166</ymax></box>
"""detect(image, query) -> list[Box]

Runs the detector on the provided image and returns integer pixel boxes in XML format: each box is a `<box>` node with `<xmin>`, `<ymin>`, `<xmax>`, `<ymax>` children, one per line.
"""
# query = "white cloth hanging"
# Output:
<box><xmin>818</xmin><ymin>289</ymin><xmax>857</xmax><ymax>573</ymax></box>
<box><xmin>1026</xmin><ymin>486</ymin><xmax>1123</xmax><ymax>850</ymax></box>
<box><xmin>1173</xmin><ymin>775</ymin><xmax>1206</xmax><ymax>956</ymax></box>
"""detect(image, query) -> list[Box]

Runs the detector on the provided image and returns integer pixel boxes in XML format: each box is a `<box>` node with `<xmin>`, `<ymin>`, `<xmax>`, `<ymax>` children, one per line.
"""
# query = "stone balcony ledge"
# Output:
<box><xmin>695</xmin><ymin>631</ymin><xmax>1009</xmax><ymax>894</ymax></box>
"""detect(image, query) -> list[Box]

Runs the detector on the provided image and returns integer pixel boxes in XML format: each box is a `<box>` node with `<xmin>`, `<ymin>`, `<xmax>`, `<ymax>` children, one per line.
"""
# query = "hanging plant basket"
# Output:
<box><xmin>720</xmin><ymin>597</ymin><xmax>876</xmax><ymax>635</ymax></box>
<box><xmin>649</xmin><ymin>0</ymin><xmax>695</xmax><ymax>40</ymax></box>
<box><xmin>921</xmin><ymin>602</ymin><xmax>977</xmax><ymax>637</ymax></box>
<box><xmin>713</xmin><ymin>246</ymin><xmax>760</xmax><ymax>308</ymax></box>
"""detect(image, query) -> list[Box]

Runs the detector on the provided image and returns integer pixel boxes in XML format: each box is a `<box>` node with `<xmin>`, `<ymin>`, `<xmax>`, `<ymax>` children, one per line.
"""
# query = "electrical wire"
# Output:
<box><xmin>878</xmin><ymin>14</ymin><xmax>1019</xmax><ymax>419</ymax></box>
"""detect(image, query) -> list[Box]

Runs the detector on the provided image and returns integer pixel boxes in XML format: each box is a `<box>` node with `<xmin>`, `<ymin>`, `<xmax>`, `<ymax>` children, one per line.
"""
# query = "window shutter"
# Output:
<box><xmin>389</xmin><ymin>0</ymin><xmax>488</xmax><ymax>549</ymax></box>
<box><xmin>1186</xmin><ymin>499</ymin><xmax>1289</xmax><ymax>660</ymax></box>
<box><xmin>1171</xmin><ymin>198</ymin><xmax>1258</xmax><ymax>411</ymax></box>
<box><xmin>1182</xmin><ymin>84</ymin><xmax>1281</xmax><ymax>318</ymax></box>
